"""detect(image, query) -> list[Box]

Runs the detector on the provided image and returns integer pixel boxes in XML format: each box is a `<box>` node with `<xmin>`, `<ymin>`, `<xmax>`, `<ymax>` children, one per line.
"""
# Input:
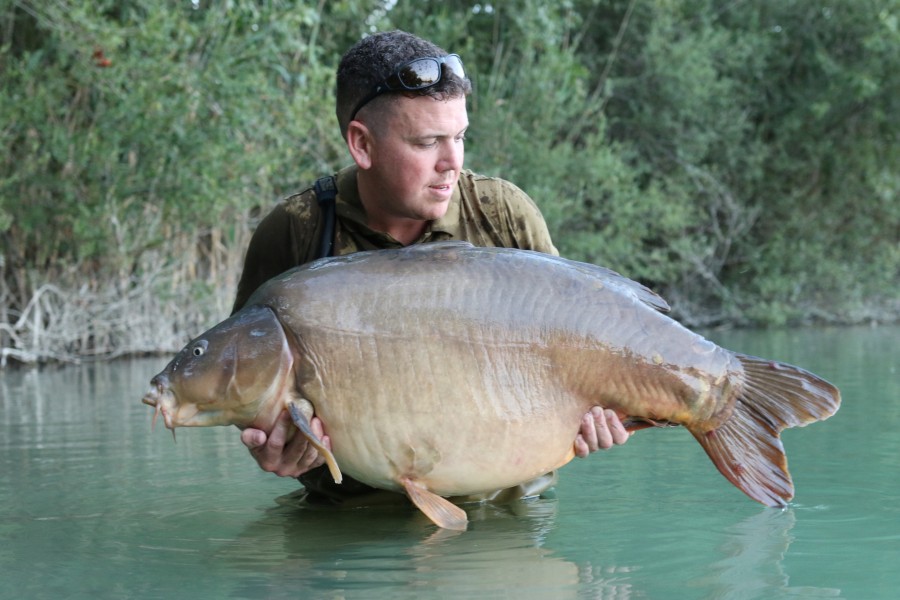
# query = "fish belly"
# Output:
<box><xmin>301</xmin><ymin>332</ymin><xmax>588</xmax><ymax>495</ymax></box>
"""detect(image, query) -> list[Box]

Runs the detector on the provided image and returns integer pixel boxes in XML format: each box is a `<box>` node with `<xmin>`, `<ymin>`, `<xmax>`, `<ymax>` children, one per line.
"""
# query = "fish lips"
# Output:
<box><xmin>142</xmin><ymin>383</ymin><xmax>177</xmax><ymax>432</ymax></box>
<box><xmin>141</xmin><ymin>375</ymin><xmax>224</xmax><ymax>433</ymax></box>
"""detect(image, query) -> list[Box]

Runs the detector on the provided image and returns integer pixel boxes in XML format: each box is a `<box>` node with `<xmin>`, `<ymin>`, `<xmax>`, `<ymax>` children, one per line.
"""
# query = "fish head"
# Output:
<box><xmin>142</xmin><ymin>304</ymin><xmax>294</xmax><ymax>432</ymax></box>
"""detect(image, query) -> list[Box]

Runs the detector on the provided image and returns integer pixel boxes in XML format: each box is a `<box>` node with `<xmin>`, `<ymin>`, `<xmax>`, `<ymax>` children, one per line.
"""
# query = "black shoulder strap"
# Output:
<box><xmin>313</xmin><ymin>175</ymin><xmax>337</xmax><ymax>259</ymax></box>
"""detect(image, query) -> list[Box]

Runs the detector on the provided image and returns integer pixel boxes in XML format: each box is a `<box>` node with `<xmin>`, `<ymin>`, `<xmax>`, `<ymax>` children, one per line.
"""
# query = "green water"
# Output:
<box><xmin>1</xmin><ymin>326</ymin><xmax>897</xmax><ymax>599</ymax></box>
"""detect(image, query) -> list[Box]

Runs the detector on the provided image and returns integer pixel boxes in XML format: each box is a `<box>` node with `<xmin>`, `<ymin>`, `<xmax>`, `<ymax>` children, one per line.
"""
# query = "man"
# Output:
<box><xmin>234</xmin><ymin>30</ymin><xmax>629</xmax><ymax>504</ymax></box>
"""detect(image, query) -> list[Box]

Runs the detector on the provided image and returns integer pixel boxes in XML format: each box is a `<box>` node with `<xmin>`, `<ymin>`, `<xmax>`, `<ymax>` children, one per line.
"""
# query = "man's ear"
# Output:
<box><xmin>346</xmin><ymin>120</ymin><xmax>374</xmax><ymax>170</ymax></box>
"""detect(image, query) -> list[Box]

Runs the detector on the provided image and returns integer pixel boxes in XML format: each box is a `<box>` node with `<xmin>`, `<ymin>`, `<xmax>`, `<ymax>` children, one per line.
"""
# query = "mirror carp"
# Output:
<box><xmin>142</xmin><ymin>242</ymin><xmax>840</xmax><ymax>530</ymax></box>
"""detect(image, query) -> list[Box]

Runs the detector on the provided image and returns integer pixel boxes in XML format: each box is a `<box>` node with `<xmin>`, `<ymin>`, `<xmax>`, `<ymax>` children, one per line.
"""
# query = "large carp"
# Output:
<box><xmin>142</xmin><ymin>242</ymin><xmax>840</xmax><ymax>530</ymax></box>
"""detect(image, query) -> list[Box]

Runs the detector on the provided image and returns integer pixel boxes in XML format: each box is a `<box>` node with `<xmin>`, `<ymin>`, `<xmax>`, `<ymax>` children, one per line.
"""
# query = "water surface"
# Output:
<box><xmin>1</xmin><ymin>325</ymin><xmax>897</xmax><ymax>599</ymax></box>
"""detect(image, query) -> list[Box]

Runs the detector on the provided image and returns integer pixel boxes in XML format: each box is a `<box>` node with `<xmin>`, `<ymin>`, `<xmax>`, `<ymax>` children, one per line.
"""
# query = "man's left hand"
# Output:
<box><xmin>574</xmin><ymin>407</ymin><xmax>630</xmax><ymax>458</ymax></box>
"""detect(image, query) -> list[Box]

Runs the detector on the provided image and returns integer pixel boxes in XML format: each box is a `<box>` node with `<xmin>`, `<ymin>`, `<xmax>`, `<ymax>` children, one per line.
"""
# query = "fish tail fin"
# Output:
<box><xmin>689</xmin><ymin>353</ymin><xmax>840</xmax><ymax>507</ymax></box>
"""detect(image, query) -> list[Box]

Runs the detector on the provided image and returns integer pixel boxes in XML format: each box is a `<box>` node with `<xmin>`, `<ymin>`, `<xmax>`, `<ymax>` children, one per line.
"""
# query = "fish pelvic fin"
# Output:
<box><xmin>690</xmin><ymin>353</ymin><xmax>841</xmax><ymax>507</ymax></box>
<box><xmin>286</xmin><ymin>400</ymin><xmax>343</xmax><ymax>485</ymax></box>
<box><xmin>401</xmin><ymin>477</ymin><xmax>468</xmax><ymax>531</ymax></box>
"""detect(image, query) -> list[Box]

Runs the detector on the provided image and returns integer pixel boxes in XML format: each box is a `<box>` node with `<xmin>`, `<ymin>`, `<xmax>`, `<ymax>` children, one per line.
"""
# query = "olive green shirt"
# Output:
<box><xmin>233</xmin><ymin>165</ymin><xmax>560</xmax><ymax>505</ymax></box>
<box><xmin>233</xmin><ymin>165</ymin><xmax>558</xmax><ymax>313</ymax></box>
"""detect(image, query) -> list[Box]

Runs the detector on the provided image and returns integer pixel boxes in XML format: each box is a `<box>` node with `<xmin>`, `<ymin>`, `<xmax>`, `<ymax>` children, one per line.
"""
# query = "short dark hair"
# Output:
<box><xmin>335</xmin><ymin>30</ymin><xmax>471</xmax><ymax>139</ymax></box>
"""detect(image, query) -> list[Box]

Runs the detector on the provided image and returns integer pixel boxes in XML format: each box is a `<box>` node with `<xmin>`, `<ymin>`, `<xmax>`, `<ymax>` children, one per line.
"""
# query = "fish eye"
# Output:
<box><xmin>191</xmin><ymin>339</ymin><xmax>209</xmax><ymax>357</ymax></box>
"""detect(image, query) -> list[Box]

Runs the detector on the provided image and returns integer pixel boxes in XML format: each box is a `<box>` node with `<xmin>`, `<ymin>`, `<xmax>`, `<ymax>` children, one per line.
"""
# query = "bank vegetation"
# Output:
<box><xmin>2</xmin><ymin>0</ymin><xmax>898</xmax><ymax>366</ymax></box>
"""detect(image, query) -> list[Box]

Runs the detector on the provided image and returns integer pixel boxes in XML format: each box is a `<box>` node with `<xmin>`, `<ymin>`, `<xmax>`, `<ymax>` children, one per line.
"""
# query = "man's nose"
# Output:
<box><xmin>438</xmin><ymin>139</ymin><xmax>464</xmax><ymax>172</ymax></box>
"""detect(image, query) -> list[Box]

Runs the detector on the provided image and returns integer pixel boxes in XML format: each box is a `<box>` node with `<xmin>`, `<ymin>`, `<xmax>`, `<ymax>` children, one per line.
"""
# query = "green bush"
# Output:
<box><xmin>1</xmin><ymin>0</ymin><xmax>897</xmax><ymax>363</ymax></box>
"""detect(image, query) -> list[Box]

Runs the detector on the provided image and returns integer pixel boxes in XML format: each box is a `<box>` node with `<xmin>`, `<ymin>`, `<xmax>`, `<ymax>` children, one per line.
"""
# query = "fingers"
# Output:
<box><xmin>243</xmin><ymin>410</ymin><xmax>326</xmax><ymax>478</ymax></box>
<box><xmin>594</xmin><ymin>407</ymin><xmax>630</xmax><ymax>449</ymax></box>
<box><xmin>605</xmin><ymin>408</ymin><xmax>630</xmax><ymax>446</ymax></box>
<box><xmin>573</xmin><ymin>433</ymin><xmax>591</xmax><ymax>458</ymax></box>
<box><xmin>249</xmin><ymin>411</ymin><xmax>298</xmax><ymax>476</ymax></box>
<box><xmin>575</xmin><ymin>407</ymin><xmax>631</xmax><ymax>458</ymax></box>
<box><xmin>240</xmin><ymin>427</ymin><xmax>267</xmax><ymax>449</ymax></box>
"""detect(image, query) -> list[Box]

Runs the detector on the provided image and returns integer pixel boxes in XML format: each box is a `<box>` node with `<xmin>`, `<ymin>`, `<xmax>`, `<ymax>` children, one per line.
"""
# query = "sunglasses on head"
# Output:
<box><xmin>349</xmin><ymin>54</ymin><xmax>466</xmax><ymax>122</ymax></box>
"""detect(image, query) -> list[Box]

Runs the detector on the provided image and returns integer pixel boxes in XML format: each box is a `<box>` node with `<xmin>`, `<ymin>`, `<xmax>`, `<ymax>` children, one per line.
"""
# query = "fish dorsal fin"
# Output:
<box><xmin>286</xmin><ymin>400</ymin><xmax>343</xmax><ymax>484</ymax></box>
<box><xmin>401</xmin><ymin>477</ymin><xmax>468</xmax><ymax>531</ymax></box>
<box><xmin>572</xmin><ymin>261</ymin><xmax>671</xmax><ymax>313</ymax></box>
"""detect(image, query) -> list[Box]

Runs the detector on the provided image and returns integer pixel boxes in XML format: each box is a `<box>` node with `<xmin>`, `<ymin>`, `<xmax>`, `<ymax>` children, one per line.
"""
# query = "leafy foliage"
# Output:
<box><xmin>1</xmin><ymin>0</ymin><xmax>897</xmax><ymax>362</ymax></box>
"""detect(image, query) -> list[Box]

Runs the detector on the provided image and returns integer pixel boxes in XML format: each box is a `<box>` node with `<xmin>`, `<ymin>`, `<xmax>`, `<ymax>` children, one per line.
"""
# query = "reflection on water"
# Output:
<box><xmin>2</xmin><ymin>326</ymin><xmax>898</xmax><ymax>599</ymax></box>
<box><xmin>219</xmin><ymin>494</ymin><xmax>586</xmax><ymax>599</ymax></box>
<box><xmin>208</xmin><ymin>489</ymin><xmax>645</xmax><ymax>599</ymax></box>
<box><xmin>703</xmin><ymin>509</ymin><xmax>840</xmax><ymax>599</ymax></box>
<box><xmin>706</xmin><ymin>510</ymin><xmax>796</xmax><ymax>597</ymax></box>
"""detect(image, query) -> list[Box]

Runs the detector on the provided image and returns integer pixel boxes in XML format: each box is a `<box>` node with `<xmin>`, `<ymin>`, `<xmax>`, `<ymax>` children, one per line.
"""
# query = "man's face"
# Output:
<box><xmin>363</xmin><ymin>94</ymin><xmax>468</xmax><ymax>224</ymax></box>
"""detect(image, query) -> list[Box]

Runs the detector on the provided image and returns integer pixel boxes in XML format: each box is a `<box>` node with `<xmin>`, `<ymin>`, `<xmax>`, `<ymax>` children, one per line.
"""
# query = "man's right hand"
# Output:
<box><xmin>240</xmin><ymin>410</ymin><xmax>330</xmax><ymax>478</ymax></box>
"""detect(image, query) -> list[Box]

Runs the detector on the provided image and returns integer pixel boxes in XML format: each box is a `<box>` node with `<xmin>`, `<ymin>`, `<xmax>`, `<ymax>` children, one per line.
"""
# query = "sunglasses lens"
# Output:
<box><xmin>398</xmin><ymin>59</ymin><xmax>441</xmax><ymax>88</ymax></box>
<box><xmin>444</xmin><ymin>55</ymin><xmax>465</xmax><ymax>79</ymax></box>
<box><xmin>396</xmin><ymin>55</ymin><xmax>465</xmax><ymax>89</ymax></box>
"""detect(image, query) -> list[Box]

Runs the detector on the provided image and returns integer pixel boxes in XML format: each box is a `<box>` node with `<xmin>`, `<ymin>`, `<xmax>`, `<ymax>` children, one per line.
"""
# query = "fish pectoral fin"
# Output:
<box><xmin>401</xmin><ymin>477</ymin><xmax>468</xmax><ymax>531</ymax></box>
<box><xmin>286</xmin><ymin>400</ymin><xmax>343</xmax><ymax>485</ymax></box>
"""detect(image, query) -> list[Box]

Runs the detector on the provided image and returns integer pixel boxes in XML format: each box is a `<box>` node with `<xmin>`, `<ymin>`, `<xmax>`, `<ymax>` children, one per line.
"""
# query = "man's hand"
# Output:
<box><xmin>240</xmin><ymin>410</ymin><xmax>330</xmax><ymax>478</ymax></box>
<box><xmin>573</xmin><ymin>406</ymin><xmax>630</xmax><ymax>458</ymax></box>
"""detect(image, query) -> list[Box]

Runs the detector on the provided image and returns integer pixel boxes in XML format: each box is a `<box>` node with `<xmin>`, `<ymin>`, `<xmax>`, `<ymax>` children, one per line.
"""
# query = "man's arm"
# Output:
<box><xmin>233</xmin><ymin>192</ymin><xmax>330</xmax><ymax>476</ymax></box>
<box><xmin>232</xmin><ymin>203</ymin><xmax>301</xmax><ymax>314</ymax></box>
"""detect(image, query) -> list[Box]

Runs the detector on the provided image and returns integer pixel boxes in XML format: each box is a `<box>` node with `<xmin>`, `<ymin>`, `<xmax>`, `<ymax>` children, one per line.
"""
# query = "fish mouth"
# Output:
<box><xmin>142</xmin><ymin>387</ymin><xmax>177</xmax><ymax>440</ymax></box>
